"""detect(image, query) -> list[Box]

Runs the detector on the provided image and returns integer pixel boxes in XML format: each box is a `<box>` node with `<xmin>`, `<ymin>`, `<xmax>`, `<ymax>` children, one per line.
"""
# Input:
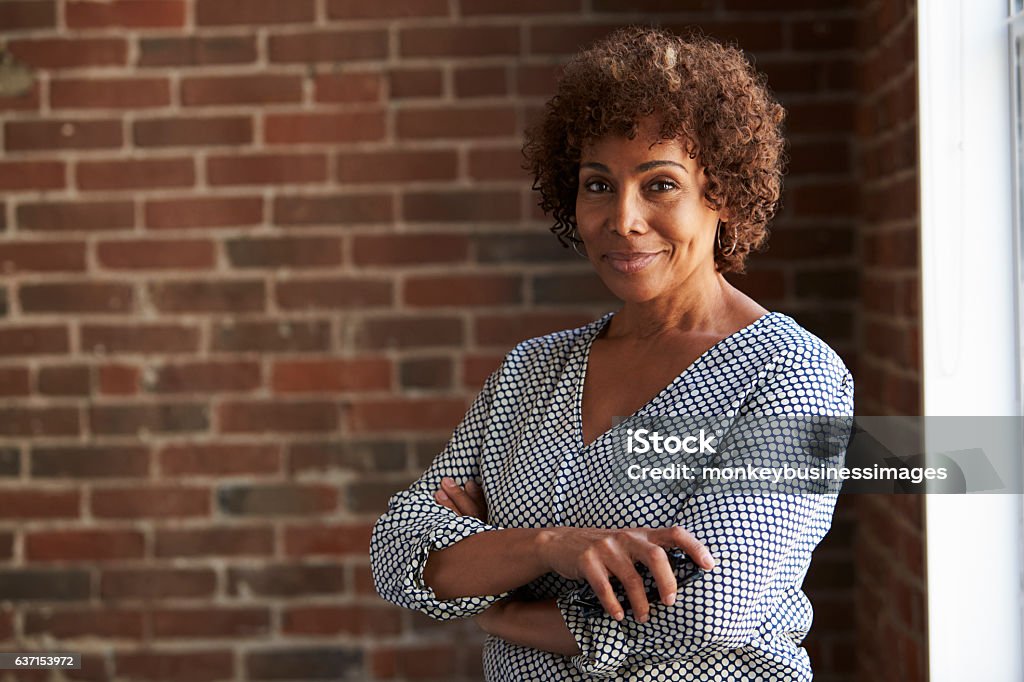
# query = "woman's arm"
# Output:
<box><xmin>476</xmin><ymin>598</ymin><xmax>581</xmax><ymax>657</ymax></box>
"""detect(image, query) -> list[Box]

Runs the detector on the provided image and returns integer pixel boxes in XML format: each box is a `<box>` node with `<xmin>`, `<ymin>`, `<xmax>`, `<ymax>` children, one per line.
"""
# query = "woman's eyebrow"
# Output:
<box><xmin>579</xmin><ymin>160</ymin><xmax>687</xmax><ymax>173</ymax></box>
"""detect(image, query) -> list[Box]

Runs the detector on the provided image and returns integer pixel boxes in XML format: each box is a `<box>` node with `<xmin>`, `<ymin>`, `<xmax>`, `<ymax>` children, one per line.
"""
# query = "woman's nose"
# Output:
<box><xmin>608</xmin><ymin>190</ymin><xmax>648</xmax><ymax>235</ymax></box>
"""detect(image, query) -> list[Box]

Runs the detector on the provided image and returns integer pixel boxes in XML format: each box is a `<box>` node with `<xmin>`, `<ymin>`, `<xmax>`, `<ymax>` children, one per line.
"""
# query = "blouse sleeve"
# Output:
<box><xmin>370</xmin><ymin>365</ymin><xmax>512</xmax><ymax>620</ymax></box>
<box><xmin>556</xmin><ymin>346</ymin><xmax>855</xmax><ymax>676</ymax></box>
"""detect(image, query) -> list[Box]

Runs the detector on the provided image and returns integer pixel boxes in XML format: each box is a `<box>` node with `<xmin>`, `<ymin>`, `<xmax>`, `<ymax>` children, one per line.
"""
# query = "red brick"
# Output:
<box><xmin>207</xmin><ymin>154</ymin><xmax>326</xmax><ymax>186</ymax></box>
<box><xmin>218</xmin><ymin>483</ymin><xmax>338</xmax><ymax>516</ymax></box>
<box><xmin>98</xmin><ymin>364</ymin><xmax>140</xmax><ymax>395</ymax></box>
<box><xmin>0</xmin><ymin>489</ymin><xmax>79</xmax><ymax>518</ymax></box>
<box><xmin>227</xmin><ymin>564</ymin><xmax>345</xmax><ymax>596</ymax></box>
<box><xmin>463</xmin><ymin>0</ymin><xmax>581</xmax><ymax>13</ymax></box>
<box><xmin>67</xmin><ymin>1</ymin><xmax>185</xmax><ymax>28</ymax></box>
<box><xmin>0</xmin><ymin>160</ymin><xmax>64</xmax><ymax>191</ymax></box>
<box><xmin>0</xmin><ymin>326</ymin><xmax>69</xmax><ymax>356</ymax></box>
<box><xmin>155</xmin><ymin>526</ymin><xmax>273</xmax><ymax>557</ymax></box>
<box><xmin>37</xmin><ymin>365</ymin><xmax>90</xmax><ymax>395</ymax></box>
<box><xmin>272</xmin><ymin>358</ymin><xmax>392</xmax><ymax>393</ymax></box>
<box><xmin>159</xmin><ymin>443</ymin><xmax>280</xmax><ymax>477</ymax></box>
<box><xmin>396</xmin><ymin>105</ymin><xmax>518</xmax><ymax>139</ymax></box>
<box><xmin>467</xmin><ymin>146</ymin><xmax>531</xmax><ymax>180</ymax></box>
<box><xmin>389</xmin><ymin>67</ymin><xmax>444</xmax><ymax>98</ymax></box>
<box><xmin>268</xmin><ymin>30</ymin><xmax>388</xmax><ymax>63</ymax></box>
<box><xmin>92</xmin><ymin>486</ymin><xmax>210</xmax><ymax>519</ymax></box>
<box><xmin>102</xmin><ymin>569</ymin><xmax>217</xmax><ymax>600</ymax></box>
<box><xmin>787</xmin><ymin>99</ymin><xmax>857</xmax><ymax>134</ymax></box>
<box><xmin>474</xmin><ymin>312</ymin><xmax>594</xmax><ymax>346</ymax></box>
<box><xmin>82</xmin><ymin>324</ymin><xmax>199</xmax><ymax>354</ymax></box>
<box><xmin>226</xmin><ymin>236</ymin><xmax>342</xmax><ymax>268</ymax></box>
<box><xmin>181</xmin><ymin>75</ymin><xmax>303</xmax><ymax>106</ymax></box>
<box><xmin>0</xmin><ymin>368</ymin><xmax>30</xmax><ymax>396</ymax></box>
<box><xmin>400</xmin><ymin>26</ymin><xmax>519</xmax><ymax>57</ymax></box>
<box><xmin>145</xmin><ymin>196</ymin><xmax>263</xmax><ymax>229</ymax></box>
<box><xmin>283</xmin><ymin>523</ymin><xmax>373</xmax><ymax>556</ymax></box>
<box><xmin>454</xmin><ymin>66</ymin><xmax>509</xmax><ymax>97</ymax></box>
<box><xmin>400</xmin><ymin>356</ymin><xmax>452</xmax><ymax>389</ymax></box>
<box><xmin>404</xmin><ymin>274</ymin><xmax>522</xmax><ymax>307</ymax></box>
<box><xmin>0</xmin><ymin>80</ymin><xmax>40</xmax><ymax>112</ymax></box>
<box><xmin>351</xmin><ymin>234</ymin><xmax>468</xmax><ymax>265</ymax></box>
<box><xmin>6</xmin><ymin>37</ymin><xmax>126</xmax><ymax>69</ymax></box>
<box><xmin>790</xmin><ymin>181</ymin><xmax>858</xmax><ymax>217</ymax></box>
<box><xmin>211</xmin><ymin>320</ymin><xmax>331</xmax><ymax>353</ymax></box>
<box><xmin>283</xmin><ymin>604</ymin><xmax>401</xmax><ymax>636</ymax></box>
<box><xmin>274</xmin><ymin>193</ymin><xmax>393</xmax><ymax>225</ymax></box>
<box><xmin>327</xmin><ymin>0</ymin><xmax>448</xmax><ymax>18</ymax></box>
<box><xmin>5</xmin><ymin>119</ymin><xmax>122</xmax><ymax>152</ymax></box>
<box><xmin>51</xmin><ymin>77</ymin><xmax>169</xmax><ymax>109</ymax></box>
<box><xmin>459</xmin><ymin>353</ymin><xmax>503</xmax><ymax>388</ymax></box>
<box><xmin>148</xmin><ymin>281</ymin><xmax>265</xmax><ymax>313</ymax></box>
<box><xmin>0</xmin><ymin>241</ymin><xmax>85</xmax><ymax>273</ymax></box>
<box><xmin>196</xmin><ymin>0</ymin><xmax>314</xmax><ymax>25</ymax></box>
<box><xmin>89</xmin><ymin>403</ymin><xmax>209</xmax><ymax>435</ymax></box>
<box><xmin>150</xmin><ymin>361</ymin><xmax>261</xmax><ymax>393</ymax></box>
<box><xmin>30</xmin><ymin>444</ymin><xmax>148</xmax><ymax>478</ymax></box>
<box><xmin>314</xmin><ymin>72</ymin><xmax>383</xmax><ymax>104</ymax></box>
<box><xmin>97</xmin><ymin>239</ymin><xmax>216</xmax><ymax>270</ymax></box>
<box><xmin>372</xmin><ymin>644</ymin><xmax>457</xmax><ymax>680</ymax></box>
<box><xmin>17</xmin><ymin>201</ymin><xmax>134</xmax><ymax>232</ymax></box>
<box><xmin>138</xmin><ymin>36</ymin><xmax>257</xmax><ymax>66</ymax></box>
<box><xmin>25</xmin><ymin>530</ymin><xmax>144</xmax><ymax>562</ymax></box>
<box><xmin>20</xmin><ymin>282</ymin><xmax>134</xmax><ymax>314</ymax></box>
<box><xmin>152</xmin><ymin>608</ymin><xmax>270</xmax><ymax>638</ymax></box>
<box><xmin>77</xmin><ymin>158</ymin><xmax>193</xmax><ymax>191</ymax></box>
<box><xmin>354</xmin><ymin>315</ymin><xmax>463</xmax><ymax>350</ymax></box>
<box><xmin>264</xmin><ymin>111</ymin><xmax>386</xmax><ymax>145</ymax></box>
<box><xmin>403</xmin><ymin>189</ymin><xmax>519</xmax><ymax>222</ymax></box>
<box><xmin>0</xmin><ymin>1</ymin><xmax>56</xmax><ymax>31</ymax></box>
<box><xmin>276</xmin><ymin>278</ymin><xmax>392</xmax><ymax>310</ymax></box>
<box><xmin>792</xmin><ymin>17</ymin><xmax>858</xmax><ymax>50</ymax></box>
<box><xmin>348</xmin><ymin>397</ymin><xmax>466</xmax><ymax>432</ymax></box>
<box><xmin>670</xmin><ymin>19</ymin><xmax>787</xmax><ymax>52</ymax></box>
<box><xmin>336</xmin><ymin>149</ymin><xmax>457</xmax><ymax>184</ymax></box>
<box><xmin>515</xmin><ymin>63</ymin><xmax>562</xmax><ymax>97</ymax></box>
<box><xmin>24</xmin><ymin>608</ymin><xmax>144</xmax><ymax>639</ymax></box>
<box><xmin>134</xmin><ymin>116</ymin><xmax>252</xmax><ymax>147</ymax></box>
<box><xmin>0</xmin><ymin>410</ymin><xmax>80</xmax><ymax>438</ymax></box>
<box><xmin>218</xmin><ymin>400</ymin><xmax>339</xmax><ymax>433</ymax></box>
<box><xmin>526</xmin><ymin>23</ymin><xmax>619</xmax><ymax>56</ymax></box>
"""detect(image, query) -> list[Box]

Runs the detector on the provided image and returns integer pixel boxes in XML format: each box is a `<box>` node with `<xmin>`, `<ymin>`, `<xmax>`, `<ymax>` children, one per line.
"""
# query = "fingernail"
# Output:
<box><xmin>466</xmin><ymin>480</ymin><xmax>477</xmax><ymax>489</ymax></box>
<box><xmin>442</xmin><ymin>477</ymin><xmax>455</xmax><ymax>488</ymax></box>
<box><xmin>637</xmin><ymin>613</ymin><xmax>649</xmax><ymax>624</ymax></box>
<box><xmin>613</xmin><ymin>610</ymin><xmax>623</xmax><ymax>621</ymax></box>
<box><xmin>436</xmin><ymin>490</ymin><xmax>449</xmax><ymax>501</ymax></box>
<box><xmin>703</xmin><ymin>553</ymin><xmax>716</xmax><ymax>569</ymax></box>
<box><xmin>664</xmin><ymin>592</ymin><xmax>676</xmax><ymax>606</ymax></box>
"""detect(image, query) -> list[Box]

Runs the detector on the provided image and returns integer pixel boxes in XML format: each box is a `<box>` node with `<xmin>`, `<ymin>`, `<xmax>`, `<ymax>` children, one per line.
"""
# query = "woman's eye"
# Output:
<box><xmin>649</xmin><ymin>180</ymin><xmax>677</xmax><ymax>192</ymax></box>
<box><xmin>583</xmin><ymin>180</ymin><xmax>610</xmax><ymax>193</ymax></box>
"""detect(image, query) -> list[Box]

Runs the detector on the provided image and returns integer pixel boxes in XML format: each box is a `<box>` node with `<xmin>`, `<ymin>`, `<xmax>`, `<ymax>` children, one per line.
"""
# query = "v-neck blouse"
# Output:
<box><xmin>370</xmin><ymin>311</ymin><xmax>854</xmax><ymax>681</ymax></box>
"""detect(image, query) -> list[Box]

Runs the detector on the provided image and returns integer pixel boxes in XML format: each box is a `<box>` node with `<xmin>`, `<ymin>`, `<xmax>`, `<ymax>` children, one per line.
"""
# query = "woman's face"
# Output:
<box><xmin>575</xmin><ymin>117</ymin><xmax>721</xmax><ymax>305</ymax></box>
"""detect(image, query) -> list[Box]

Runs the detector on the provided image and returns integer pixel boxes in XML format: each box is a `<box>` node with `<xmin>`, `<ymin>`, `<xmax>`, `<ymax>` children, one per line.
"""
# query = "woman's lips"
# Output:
<box><xmin>602</xmin><ymin>251</ymin><xmax>661</xmax><ymax>273</ymax></box>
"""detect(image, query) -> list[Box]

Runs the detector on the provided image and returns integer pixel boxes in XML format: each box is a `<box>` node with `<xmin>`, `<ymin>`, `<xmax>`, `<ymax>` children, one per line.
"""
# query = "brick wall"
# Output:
<box><xmin>0</xmin><ymin>1</ymin><xmax>870</xmax><ymax>680</ymax></box>
<box><xmin>853</xmin><ymin>0</ymin><xmax>927</xmax><ymax>680</ymax></box>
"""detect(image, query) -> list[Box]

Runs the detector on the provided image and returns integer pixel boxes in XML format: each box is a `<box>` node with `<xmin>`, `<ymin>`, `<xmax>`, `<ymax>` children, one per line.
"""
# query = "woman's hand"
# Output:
<box><xmin>536</xmin><ymin>526</ymin><xmax>716</xmax><ymax>624</ymax></box>
<box><xmin>434</xmin><ymin>477</ymin><xmax>488</xmax><ymax>522</ymax></box>
<box><xmin>431</xmin><ymin>477</ymin><xmax>715</xmax><ymax>625</ymax></box>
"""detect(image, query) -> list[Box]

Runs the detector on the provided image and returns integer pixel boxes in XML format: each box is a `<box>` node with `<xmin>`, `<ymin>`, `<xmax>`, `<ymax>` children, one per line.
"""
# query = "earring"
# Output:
<box><xmin>570</xmin><ymin>228</ymin><xmax>587</xmax><ymax>258</ymax></box>
<box><xmin>716</xmin><ymin>220</ymin><xmax>737</xmax><ymax>257</ymax></box>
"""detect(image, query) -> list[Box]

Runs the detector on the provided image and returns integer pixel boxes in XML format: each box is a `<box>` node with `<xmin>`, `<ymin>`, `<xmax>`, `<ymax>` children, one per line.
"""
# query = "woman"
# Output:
<box><xmin>370</xmin><ymin>26</ymin><xmax>853</xmax><ymax>680</ymax></box>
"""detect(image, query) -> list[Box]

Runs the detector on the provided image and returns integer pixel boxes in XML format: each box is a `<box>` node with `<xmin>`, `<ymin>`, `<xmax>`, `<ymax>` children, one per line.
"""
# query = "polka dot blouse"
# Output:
<box><xmin>371</xmin><ymin>311</ymin><xmax>855</xmax><ymax>681</ymax></box>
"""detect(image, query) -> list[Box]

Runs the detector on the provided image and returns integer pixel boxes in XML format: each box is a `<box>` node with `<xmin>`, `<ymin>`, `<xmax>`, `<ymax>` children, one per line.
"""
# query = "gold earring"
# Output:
<box><xmin>716</xmin><ymin>220</ymin><xmax>737</xmax><ymax>257</ymax></box>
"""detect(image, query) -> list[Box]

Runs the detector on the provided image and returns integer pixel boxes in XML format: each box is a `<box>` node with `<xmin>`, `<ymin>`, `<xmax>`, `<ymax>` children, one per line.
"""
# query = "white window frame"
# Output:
<box><xmin>918</xmin><ymin>0</ymin><xmax>1022</xmax><ymax>680</ymax></box>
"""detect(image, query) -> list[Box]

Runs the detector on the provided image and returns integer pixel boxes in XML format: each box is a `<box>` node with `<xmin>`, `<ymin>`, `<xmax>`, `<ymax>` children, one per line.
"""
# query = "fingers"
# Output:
<box><xmin>635</xmin><ymin>543</ymin><xmax>677</xmax><ymax>607</ymax></box>
<box><xmin>656</xmin><ymin>526</ymin><xmax>716</xmax><ymax>571</ymax></box>
<box><xmin>437</xmin><ymin>477</ymin><xmax>484</xmax><ymax>519</ymax></box>
<box><xmin>605</xmin><ymin>552</ymin><xmax>651</xmax><ymax>623</ymax></box>
<box><xmin>464</xmin><ymin>479</ymin><xmax>486</xmax><ymax>510</ymax></box>
<box><xmin>580</xmin><ymin>555</ymin><xmax>624</xmax><ymax>622</ymax></box>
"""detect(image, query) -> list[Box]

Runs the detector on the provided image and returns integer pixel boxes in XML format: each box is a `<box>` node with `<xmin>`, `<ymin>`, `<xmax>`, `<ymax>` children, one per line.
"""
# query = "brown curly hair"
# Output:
<box><xmin>522</xmin><ymin>25</ymin><xmax>787</xmax><ymax>274</ymax></box>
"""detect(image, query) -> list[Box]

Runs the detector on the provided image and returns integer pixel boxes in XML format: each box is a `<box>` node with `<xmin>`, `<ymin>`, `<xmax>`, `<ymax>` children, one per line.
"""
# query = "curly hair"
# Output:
<box><xmin>522</xmin><ymin>25</ymin><xmax>787</xmax><ymax>274</ymax></box>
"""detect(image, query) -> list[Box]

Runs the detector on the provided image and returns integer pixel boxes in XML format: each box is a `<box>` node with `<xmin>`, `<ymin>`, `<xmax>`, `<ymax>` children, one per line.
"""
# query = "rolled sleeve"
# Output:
<box><xmin>370</xmin><ymin>367</ymin><xmax>513</xmax><ymax>620</ymax></box>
